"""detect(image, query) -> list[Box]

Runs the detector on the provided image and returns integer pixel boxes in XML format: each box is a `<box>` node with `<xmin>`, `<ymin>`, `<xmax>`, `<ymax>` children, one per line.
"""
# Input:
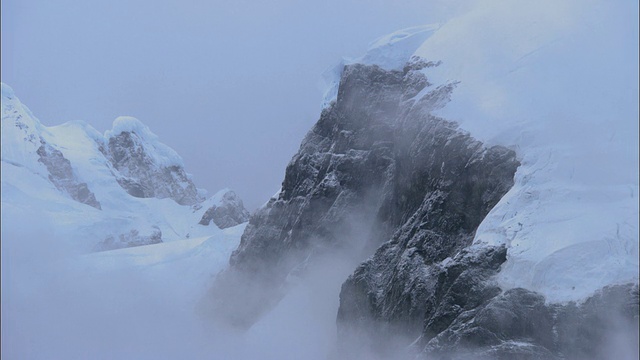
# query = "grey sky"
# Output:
<box><xmin>1</xmin><ymin>0</ymin><xmax>465</xmax><ymax>210</ymax></box>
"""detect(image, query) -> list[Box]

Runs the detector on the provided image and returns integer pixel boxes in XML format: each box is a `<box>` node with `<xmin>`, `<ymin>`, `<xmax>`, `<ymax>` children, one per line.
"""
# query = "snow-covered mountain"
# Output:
<box><xmin>206</xmin><ymin>2</ymin><xmax>638</xmax><ymax>359</ymax></box>
<box><xmin>1</xmin><ymin>82</ymin><xmax>249</xmax><ymax>252</ymax></box>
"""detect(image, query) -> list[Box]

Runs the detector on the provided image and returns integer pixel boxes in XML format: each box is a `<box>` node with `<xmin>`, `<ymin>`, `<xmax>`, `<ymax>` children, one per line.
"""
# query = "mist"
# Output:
<box><xmin>1</xmin><ymin>212</ymin><xmax>372</xmax><ymax>359</ymax></box>
<box><xmin>0</xmin><ymin>191</ymin><xmax>412</xmax><ymax>359</ymax></box>
<box><xmin>3</xmin><ymin>224</ymin><xmax>637</xmax><ymax>360</ymax></box>
<box><xmin>5</xmin><ymin>173</ymin><xmax>635</xmax><ymax>360</ymax></box>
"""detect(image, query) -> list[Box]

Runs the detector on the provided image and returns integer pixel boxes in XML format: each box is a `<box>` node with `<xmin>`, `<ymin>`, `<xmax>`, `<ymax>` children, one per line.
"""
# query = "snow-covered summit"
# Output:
<box><xmin>106</xmin><ymin>116</ymin><xmax>185</xmax><ymax>169</ymax></box>
<box><xmin>198</xmin><ymin>188</ymin><xmax>250</xmax><ymax>229</ymax></box>
<box><xmin>320</xmin><ymin>24</ymin><xmax>440</xmax><ymax>109</ymax></box>
<box><xmin>321</xmin><ymin>0</ymin><xmax>638</xmax><ymax>303</ymax></box>
<box><xmin>105</xmin><ymin>118</ymin><xmax>202</xmax><ymax>206</ymax></box>
<box><xmin>360</xmin><ymin>24</ymin><xmax>440</xmax><ymax>71</ymax></box>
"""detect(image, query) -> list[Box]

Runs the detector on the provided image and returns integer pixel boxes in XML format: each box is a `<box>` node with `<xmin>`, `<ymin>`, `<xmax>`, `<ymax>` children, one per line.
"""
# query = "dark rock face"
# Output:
<box><xmin>93</xmin><ymin>227</ymin><xmax>163</xmax><ymax>251</ymax></box>
<box><xmin>338</xmin><ymin>245</ymin><xmax>509</xmax><ymax>359</ymax></box>
<box><xmin>198</xmin><ymin>190</ymin><xmax>250</xmax><ymax>229</ymax></box>
<box><xmin>550</xmin><ymin>283</ymin><xmax>639</xmax><ymax>360</ymax></box>
<box><xmin>205</xmin><ymin>61</ymin><xmax>519</xmax><ymax>330</ymax></box>
<box><xmin>204</xmin><ymin>58</ymin><xmax>638</xmax><ymax>359</ymax></box>
<box><xmin>417</xmin><ymin>283</ymin><xmax>639</xmax><ymax>360</ymax></box>
<box><xmin>36</xmin><ymin>141</ymin><xmax>101</xmax><ymax>209</ymax></box>
<box><xmin>107</xmin><ymin>131</ymin><xmax>201</xmax><ymax>205</ymax></box>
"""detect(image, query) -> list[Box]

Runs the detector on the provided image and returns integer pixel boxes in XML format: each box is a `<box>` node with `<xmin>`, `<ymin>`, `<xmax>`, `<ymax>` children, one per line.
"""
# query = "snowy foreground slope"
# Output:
<box><xmin>1</xmin><ymin>82</ymin><xmax>248</xmax><ymax>251</ymax></box>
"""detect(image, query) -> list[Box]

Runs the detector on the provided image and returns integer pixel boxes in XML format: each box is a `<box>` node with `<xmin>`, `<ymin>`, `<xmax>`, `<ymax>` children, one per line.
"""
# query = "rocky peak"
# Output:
<box><xmin>105</xmin><ymin>117</ymin><xmax>202</xmax><ymax>206</ymax></box>
<box><xmin>198</xmin><ymin>189</ymin><xmax>250</xmax><ymax>229</ymax></box>
<box><xmin>204</xmin><ymin>60</ymin><xmax>519</xmax><ymax>332</ymax></box>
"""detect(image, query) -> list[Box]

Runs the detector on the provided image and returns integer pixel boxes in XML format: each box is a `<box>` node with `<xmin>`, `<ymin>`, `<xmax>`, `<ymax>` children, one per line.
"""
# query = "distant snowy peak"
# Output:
<box><xmin>1</xmin><ymin>84</ymin><xmax>203</xmax><ymax>208</ymax></box>
<box><xmin>1</xmin><ymin>83</ymin><xmax>101</xmax><ymax>209</ymax></box>
<box><xmin>2</xmin><ymin>82</ymin><xmax>250</xmax><ymax>251</ymax></box>
<box><xmin>198</xmin><ymin>189</ymin><xmax>250</xmax><ymax>229</ymax></box>
<box><xmin>105</xmin><ymin>117</ymin><xmax>202</xmax><ymax>205</ymax></box>
<box><xmin>105</xmin><ymin>116</ymin><xmax>185</xmax><ymax>168</ymax></box>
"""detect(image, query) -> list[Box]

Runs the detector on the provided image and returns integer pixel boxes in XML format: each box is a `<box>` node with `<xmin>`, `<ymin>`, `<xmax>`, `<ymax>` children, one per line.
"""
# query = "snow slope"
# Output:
<box><xmin>80</xmin><ymin>223</ymin><xmax>246</xmax><ymax>302</ymax></box>
<box><xmin>324</xmin><ymin>0</ymin><xmax>638</xmax><ymax>303</ymax></box>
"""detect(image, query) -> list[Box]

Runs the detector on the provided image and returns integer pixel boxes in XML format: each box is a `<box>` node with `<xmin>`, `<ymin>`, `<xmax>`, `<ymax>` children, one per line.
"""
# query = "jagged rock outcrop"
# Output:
<box><xmin>415</xmin><ymin>283</ymin><xmax>639</xmax><ymax>360</ymax></box>
<box><xmin>338</xmin><ymin>245</ymin><xmax>509</xmax><ymax>359</ymax></box>
<box><xmin>205</xmin><ymin>56</ymin><xmax>638</xmax><ymax>359</ymax></box>
<box><xmin>205</xmin><ymin>60</ymin><xmax>519</xmax><ymax>330</ymax></box>
<box><xmin>36</xmin><ymin>140</ymin><xmax>102</xmax><ymax>209</ymax></box>
<box><xmin>93</xmin><ymin>227</ymin><xmax>162</xmax><ymax>251</ymax></box>
<box><xmin>198</xmin><ymin>190</ymin><xmax>250</xmax><ymax>229</ymax></box>
<box><xmin>106</xmin><ymin>129</ymin><xmax>201</xmax><ymax>206</ymax></box>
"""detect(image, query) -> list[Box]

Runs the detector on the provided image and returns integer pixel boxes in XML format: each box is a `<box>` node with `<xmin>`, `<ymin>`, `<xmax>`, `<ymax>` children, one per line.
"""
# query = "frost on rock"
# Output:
<box><xmin>204</xmin><ymin>30</ymin><xmax>637</xmax><ymax>356</ymax></box>
<box><xmin>198</xmin><ymin>189</ymin><xmax>250</xmax><ymax>229</ymax></box>
<box><xmin>205</xmin><ymin>59</ymin><xmax>519</xmax><ymax>332</ymax></box>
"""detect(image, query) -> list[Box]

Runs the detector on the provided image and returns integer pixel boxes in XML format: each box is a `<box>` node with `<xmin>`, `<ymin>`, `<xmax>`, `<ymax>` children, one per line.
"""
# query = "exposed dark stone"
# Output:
<box><xmin>403</xmin><ymin>56</ymin><xmax>442</xmax><ymax>73</ymax></box>
<box><xmin>199</xmin><ymin>190</ymin><xmax>250</xmax><ymax>229</ymax></box>
<box><xmin>418</xmin><ymin>283</ymin><xmax>639</xmax><ymax>360</ymax></box>
<box><xmin>107</xmin><ymin>131</ymin><xmax>201</xmax><ymax>205</ymax></box>
<box><xmin>36</xmin><ymin>141</ymin><xmax>101</xmax><ymax>209</ymax></box>
<box><xmin>205</xmin><ymin>60</ymin><xmax>519</xmax><ymax>333</ymax></box>
<box><xmin>338</xmin><ymin>245</ymin><xmax>509</xmax><ymax>359</ymax></box>
<box><xmin>198</xmin><ymin>55</ymin><xmax>639</xmax><ymax>359</ymax></box>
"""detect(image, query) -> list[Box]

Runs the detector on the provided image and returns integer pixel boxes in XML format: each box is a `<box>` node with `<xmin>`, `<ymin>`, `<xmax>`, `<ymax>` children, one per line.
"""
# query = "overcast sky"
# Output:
<box><xmin>1</xmin><ymin>0</ymin><xmax>470</xmax><ymax>210</ymax></box>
